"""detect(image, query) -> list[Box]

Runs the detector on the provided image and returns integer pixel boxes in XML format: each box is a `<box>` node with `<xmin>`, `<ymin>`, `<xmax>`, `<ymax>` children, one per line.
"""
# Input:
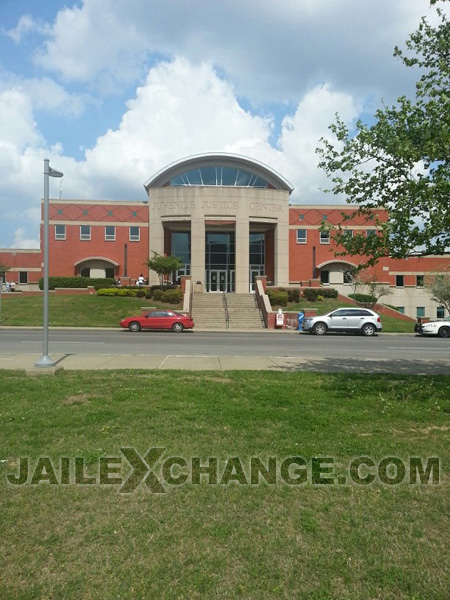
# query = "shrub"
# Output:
<box><xmin>267</xmin><ymin>289</ymin><xmax>288</xmax><ymax>307</ymax></box>
<box><xmin>39</xmin><ymin>276</ymin><xmax>116</xmax><ymax>290</ymax></box>
<box><xmin>152</xmin><ymin>289</ymin><xmax>163</xmax><ymax>301</ymax></box>
<box><xmin>161</xmin><ymin>289</ymin><xmax>183</xmax><ymax>304</ymax></box>
<box><xmin>97</xmin><ymin>288</ymin><xmax>139</xmax><ymax>297</ymax></box>
<box><xmin>321</xmin><ymin>288</ymin><xmax>338</xmax><ymax>298</ymax></box>
<box><xmin>302</xmin><ymin>287</ymin><xmax>338</xmax><ymax>301</ymax></box>
<box><xmin>287</xmin><ymin>288</ymin><xmax>300</xmax><ymax>303</ymax></box>
<box><xmin>349</xmin><ymin>293</ymin><xmax>377</xmax><ymax>304</ymax></box>
<box><xmin>302</xmin><ymin>288</ymin><xmax>320</xmax><ymax>301</ymax></box>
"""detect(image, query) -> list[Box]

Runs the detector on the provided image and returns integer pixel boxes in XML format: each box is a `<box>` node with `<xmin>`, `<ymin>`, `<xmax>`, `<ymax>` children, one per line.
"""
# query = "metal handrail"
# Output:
<box><xmin>223</xmin><ymin>291</ymin><xmax>230</xmax><ymax>329</ymax></box>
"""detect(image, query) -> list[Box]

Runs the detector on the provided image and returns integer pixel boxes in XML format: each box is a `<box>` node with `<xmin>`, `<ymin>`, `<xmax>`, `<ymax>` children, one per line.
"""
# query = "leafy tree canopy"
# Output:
<box><xmin>146</xmin><ymin>252</ymin><xmax>183</xmax><ymax>285</ymax></box>
<box><xmin>317</xmin><ymin>0</ymin><xmax>450</xmax><ymax>266</ymax></box>
<box><xmin>425</xmin><ymin>268</ymin><xmax>450</xmax><ymax>313</ymax></box>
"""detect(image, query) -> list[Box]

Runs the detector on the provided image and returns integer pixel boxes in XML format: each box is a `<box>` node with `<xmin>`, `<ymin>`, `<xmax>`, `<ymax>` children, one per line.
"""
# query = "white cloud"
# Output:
<box><xmin>78</xmin><ymin>58</ymin><xmax>275</xmax><ymax>198</ymax></box>
<box><xmin>0</xmin><ymin>88</ymin><xmax>42</xmax><ymax>150</ymax></box>
<box><xmin>12</xmin><ymin>228</ymin><xmax>39</xmax><ymax>249</ymax></box>
<box><xmin>3</xmin><ymin>14</ymin><xmax>50</xmax><ymax>44</ymax></box>
<box><xmin>278</xmin><ymin>84</ymin><xmax>361</xmax><ymax>202</ymax></box>
<box><xmin>29</xmin><ymin>0</ymin><xmax>438</xmax><ymax>103</ymax></box>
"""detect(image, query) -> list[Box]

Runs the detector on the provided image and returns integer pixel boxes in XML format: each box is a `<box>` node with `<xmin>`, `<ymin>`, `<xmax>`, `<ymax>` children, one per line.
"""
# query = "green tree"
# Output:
<box><xmin>146</xmin><ymin>252</ymin><xmax>183</xmax><ymax>286</ymax></box>
<box><xmin>317</xmin><ymin>0</ymin><xmax>450</xmax><ymax>266</ymax></box>
<box><xmin>425</xmin><ymin>268</ymin><xmax>450</xmax><ymax>313</ymax></box>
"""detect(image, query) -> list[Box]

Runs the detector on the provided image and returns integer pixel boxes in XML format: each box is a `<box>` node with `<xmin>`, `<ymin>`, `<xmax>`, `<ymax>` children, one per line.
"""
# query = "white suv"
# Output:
<box><xmin>302</xmin><ymin>308</ymin><xmax>382</xmax><ymax>336</ymax></box>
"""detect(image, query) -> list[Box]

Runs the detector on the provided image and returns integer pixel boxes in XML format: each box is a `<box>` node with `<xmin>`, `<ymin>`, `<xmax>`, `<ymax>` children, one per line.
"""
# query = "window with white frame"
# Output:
<box><xmin>105</xmin><ymin>226</ymin><xmax>116</xmax><ymax>241</ymax></box>
<box><xmin>366</xmin><ymin>229</ymin><xmax>376</xmax><ymax>237</ymax></box>
<box><xmin>129</xmin><ymin>226</ymin><xmax>140</xmax><ymax>242</ymax></box>
<box><xmin>296</xmin><ymin>229</ymin><xmax>307</xmax><ymax>244</ymax></box>
<box><xmin>416</xmin><ymin>275</ymin><xmax>424</xmax><ymax>287</ymax></box>
<box><xmin>80</xmin><ymin>225</ymin><xmax>91</xmax><ymax>240</ymax></box>
<box><xmin>55</xmin><ymin>224</ymin><xmax>66</xmax><ymax>240</ymax></box>
<box><xmin>416</xmin><ymin>306</ymin><xmax>425</xmax><ymax>318</ymax></box>
<box><xmin>320</xmin><ymin>231</ymin><xmax>330</xmax><ymax>244</ymax></box>
<box><xmin>344</xmin><ymin>229</ymin><xmax>353</xmax><ymax>237</ymax></box>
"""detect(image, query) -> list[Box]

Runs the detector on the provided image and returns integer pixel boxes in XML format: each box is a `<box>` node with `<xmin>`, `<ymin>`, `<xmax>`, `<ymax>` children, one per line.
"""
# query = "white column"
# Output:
<box><xmin>235</xmin><ymin>218</ymin><xmax>249</xmax><ymax>293</ymax></box>
<box><xmin>274</xmin><ymin>221</ymin><xmax>289</xmax><ymax>287</ymax></box>
<box><xmin>191</xmin><ymin>218</ymin><xmax>205</xmax><ymax>287</ymax></box>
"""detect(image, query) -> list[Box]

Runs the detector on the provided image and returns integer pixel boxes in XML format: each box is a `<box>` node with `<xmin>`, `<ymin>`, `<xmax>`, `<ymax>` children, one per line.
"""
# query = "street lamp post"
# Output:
<box><xmin>35</xmin><ymin>159</ymin><xmax>63</xmax><ymax>368</ymax></box>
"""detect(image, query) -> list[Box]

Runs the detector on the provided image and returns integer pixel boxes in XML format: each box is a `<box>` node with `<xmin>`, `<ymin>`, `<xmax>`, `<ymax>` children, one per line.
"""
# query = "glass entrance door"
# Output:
<box><xmin>249</xmin><ymin>266</ymin><xmax>264</xmax><ymax>292</ymax></box>
<box><xmin>209</xmin><ymin>270</ymin><xmax>227</xmax><ymax>292</ymax></box>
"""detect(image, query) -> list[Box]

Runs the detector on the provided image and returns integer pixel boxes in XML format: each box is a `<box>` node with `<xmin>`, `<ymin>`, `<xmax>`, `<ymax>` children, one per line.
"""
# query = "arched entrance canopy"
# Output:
<box><xmin>74</xmin><ymin>256</ymin><xmax>119</xmax><ymax>267</ymax></box>
<box><xmin>144</xmin><ymin>153</ymin><xmax>294</xmax><ymax>194</ymax></box>
<box><xmin>316</xmin><ymin>259</ymin><xmax>358</xmax><ymax>270</ymax></box>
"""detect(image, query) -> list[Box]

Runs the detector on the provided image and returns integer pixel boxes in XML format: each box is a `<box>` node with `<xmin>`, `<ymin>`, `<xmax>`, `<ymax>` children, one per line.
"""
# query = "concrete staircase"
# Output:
<box><xmin>191</xmin><ymin>293</ymin><xmax>264</xmax><ymax>330</ymax></box>
<box><xmin>226</xmin><ymin>293</ymin><xmax>264</xmax><ymax>329</ymax></box>
<box><xmin>191</xmin><ymin>293</ymin><xmax>227</xmax><ymax>329</ymax></box>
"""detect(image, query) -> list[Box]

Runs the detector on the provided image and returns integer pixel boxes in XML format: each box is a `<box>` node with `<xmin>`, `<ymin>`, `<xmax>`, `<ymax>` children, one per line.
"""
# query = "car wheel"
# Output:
<box><xmin>361</xmin><ymin>323</ymin><xmax>376</xmax><ymax>336</ymax></box>
<box><xmin>438</xmin><ymin>326</ymin><xmax>450</xmax><ymax>338</ymax></box>
<box><xmin>128</xmin><ymin>321</ymin><xmax>141</xmax><ymax>332</ymax></box>
<box><xmin>172</xmin><ymin>322</ymin><xmax>184</xmax><ymax>333</ymax></box>
<box><xmin>312</xmin><ymin>322</ymin><xmax>327</xmax><ymax>335</ymax></box>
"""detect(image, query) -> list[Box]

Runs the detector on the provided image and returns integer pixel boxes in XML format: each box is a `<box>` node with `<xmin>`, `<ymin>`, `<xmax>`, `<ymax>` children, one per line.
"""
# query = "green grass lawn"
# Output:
<box><xmin>1</xmin><ymin>370</ymin><xmax>449</xmax><ymax>599</ymax></box>
<box><xmin>0</xmin><ymin>294</ymin><xmax>414</xmax><ymax>332</ymax></box>
<box><xmin>0</xmin><ymin>294</ymin><xmax>179</xmax><ymax>327</ymax></box>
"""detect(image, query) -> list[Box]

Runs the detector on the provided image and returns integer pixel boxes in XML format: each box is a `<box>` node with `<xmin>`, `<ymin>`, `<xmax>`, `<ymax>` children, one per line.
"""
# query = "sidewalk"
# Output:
<box><xmin>0</xmin><ymin>352</ymin><xmax>447</xmax><ymax>375</ymax></box>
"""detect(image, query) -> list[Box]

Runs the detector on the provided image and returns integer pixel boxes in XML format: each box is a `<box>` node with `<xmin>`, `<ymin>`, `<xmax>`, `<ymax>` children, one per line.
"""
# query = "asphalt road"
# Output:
<box><xmin>1</xmin><ymin>328</ymin><xmax>448</xmax><ymax>362</ymax></box>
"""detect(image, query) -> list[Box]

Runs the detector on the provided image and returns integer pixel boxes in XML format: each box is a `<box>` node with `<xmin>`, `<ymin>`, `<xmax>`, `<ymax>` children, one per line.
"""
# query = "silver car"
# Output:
<box><xmin>302</xmin><ymin>307</ymin><xmax>382</xmax><ymax>336</ymax></box>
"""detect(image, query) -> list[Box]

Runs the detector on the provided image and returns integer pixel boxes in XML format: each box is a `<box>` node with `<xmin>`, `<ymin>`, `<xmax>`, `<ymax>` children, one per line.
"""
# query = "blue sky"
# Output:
<box><xmin>0</xmin><ymin>0</ymin><xmax>443</xmax><ymax>248</ymax></box>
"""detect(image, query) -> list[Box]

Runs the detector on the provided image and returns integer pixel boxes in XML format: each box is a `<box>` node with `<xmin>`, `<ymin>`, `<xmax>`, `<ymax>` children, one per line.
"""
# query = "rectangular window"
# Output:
<box><xmin>416</xmin><ymin>275</ymin><xmax>424</xmax><ymax>287</ymax></box>
<box><xmin>80</xmin><ymin>225</ymin><xmax>91</xmax><ymax>240</ymax></box>
<box><xmin>320</xmin><ymin>231</ymin><xmax>330</xmax><ymax>244</ymax></box>
<box><xmin>19</xmin><ymin>271</ymin><xmax>28</xmax><ymax>284</ymax></box>
<box><xmin>105</xmin><ymin>226</ymin><xmax>116</xmax><ymax>241</ymax></box>
<box><xmin>396</xmin><ymin>275</ymin><xmax>404</xmax><ymax>287</ymax></box>
<box><xmin>396</xmin><ymin>307</ymin><xmax>405</xmax><ymax>314</ymax></box>
<box><xmin>416</xmin><ymin>307</ymin><xmax>425</xmax><ymax>318</ymax></box>
<box><xmin>366</xmin><ymin>229</ymin><xmax>376</xmax><ymax>237</ymax></box>
<box><xmin>80</xmin><ymin>267</ymin><xmax>90</xmax><ymax>277</ymax></box>
<box><xmin>129</xmin><ymin>226</ymin><xmax>140</xmax><ymax>242</ymax></box>
<box><xmin>296</xmin><ymin>229</ymin><xmax>307</xmax><ymax>244</ymax></box>
<box><xmin>344</xmin><ymin>229</ymin><xmax>353</xmax><ymax>237</ymax></box>
<box><xmin>55</xmin><ymin>224</ymin><xmax>66</xmax><ymax>240</ymax></box>
<box><xmin>320</xmin><ymin>270</ymin><xmax>329</xmax><ymax>284</ymax></box>
<box><xmin>437</xmin><ymin>306</ymin><xmax>445</xmax><ymax>319</ymax></box>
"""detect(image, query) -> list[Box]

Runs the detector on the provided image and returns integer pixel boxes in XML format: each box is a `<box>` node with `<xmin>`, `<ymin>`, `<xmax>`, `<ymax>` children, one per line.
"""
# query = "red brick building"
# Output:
<box><xmin>0</xmin><ymin>153</ymin><xmax>448</xmax><ymax>320</ymax></box>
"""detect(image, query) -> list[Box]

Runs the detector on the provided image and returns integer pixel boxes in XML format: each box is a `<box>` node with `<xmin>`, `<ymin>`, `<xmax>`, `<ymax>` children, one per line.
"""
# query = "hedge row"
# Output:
<box><xmin>38</xmin><ymin>277</ymin><xmax>116</xmax><ymax>290</ymax></box>
<box><xmin>348</xmin><ymin>293</ymin><xmax>377</xmax><ymax>304</ymax></box>
<box><xmin>97</xmin><ymin>287</ymin><xmax>183</xmax><ymax>304</ymax></box>
<box><xmin>302</xmin><ymin>287</ymin><xmax>338</xmax><ymax>301</ymax></box>
<box><xmin>267</xmin><ymin>287</ymin><xmax>339</xmax><ymax>306</ymax></box>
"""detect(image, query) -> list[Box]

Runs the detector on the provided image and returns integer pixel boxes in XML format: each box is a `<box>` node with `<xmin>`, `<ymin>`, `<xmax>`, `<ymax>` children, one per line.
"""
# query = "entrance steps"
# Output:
<box><xmin>226</xmin><ymin>294</ymin><xmax>264</xmax><ymax>329</ymax></box>
<box><xmin>191</xmin><ymin>293</ymin><xmax>264</xmax><ymax>329</ymax></box>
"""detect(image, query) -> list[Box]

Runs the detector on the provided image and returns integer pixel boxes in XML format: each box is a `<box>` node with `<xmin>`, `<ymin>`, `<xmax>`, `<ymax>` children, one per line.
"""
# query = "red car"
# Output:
<box><xmin>120</xmin><ymin>310</ymin><xmax>194</xmax><ymax>333</ymax></box>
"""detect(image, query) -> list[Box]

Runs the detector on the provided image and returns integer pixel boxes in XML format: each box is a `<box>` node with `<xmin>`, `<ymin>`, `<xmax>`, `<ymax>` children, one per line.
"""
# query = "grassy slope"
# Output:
<box><xmin>0</xmin><ymin>294</ymin><xmax>414</xmax><ymax>332</ymax></box>
<box><xmin>0</xmin><ymin>370</ymin><xmax>449</xmax><ymax>599</ymax></box>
